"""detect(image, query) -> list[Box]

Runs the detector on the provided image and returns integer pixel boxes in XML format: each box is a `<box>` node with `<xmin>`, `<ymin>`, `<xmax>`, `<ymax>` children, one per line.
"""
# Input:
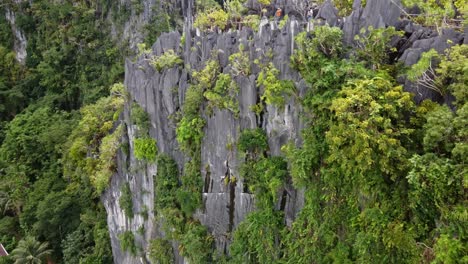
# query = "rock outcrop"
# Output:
<box><xmin>103</xmin><ymin>0</ymin><xmax>466</xmax><ymax>263</ymax></box>
<box><xmin>4</xmin><ymin>8</ymin><xmax>27</xmax><ymax>64</ymax></box>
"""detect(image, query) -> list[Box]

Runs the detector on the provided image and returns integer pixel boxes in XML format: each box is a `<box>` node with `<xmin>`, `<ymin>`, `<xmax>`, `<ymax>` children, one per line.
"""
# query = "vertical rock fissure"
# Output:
<box><xmin>204</xmin><ymin>164</ymin><xmax>211</xmax><ymax>193</ymax></box>
<box><xmin>226</xmin><ymin>160</ymin><xmax>235</xmax><ymax>233</ymax></box>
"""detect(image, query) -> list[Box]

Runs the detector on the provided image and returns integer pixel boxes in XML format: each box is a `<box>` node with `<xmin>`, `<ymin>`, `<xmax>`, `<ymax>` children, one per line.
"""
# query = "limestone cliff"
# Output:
<box><xmin>103</xmin><ymin>0</ymin><xmax>466</xmax><ymax>263</ymax></box>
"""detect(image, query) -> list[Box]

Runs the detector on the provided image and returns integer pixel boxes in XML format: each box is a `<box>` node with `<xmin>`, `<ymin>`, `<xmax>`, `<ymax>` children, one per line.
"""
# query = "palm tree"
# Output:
<box><xmin>10</xmin><ymin>236</ymin><xmax>52</xmax><ymax>264</ymax></box>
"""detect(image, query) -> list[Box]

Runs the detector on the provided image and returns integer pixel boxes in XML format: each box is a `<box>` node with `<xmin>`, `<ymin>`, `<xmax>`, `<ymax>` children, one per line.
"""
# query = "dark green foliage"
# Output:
<box><xmin>0</xmin><ymin>11</ymin><xmax>13</xmax><ymax>48</ymax></box>
<box><xmin>238</xmin><ymin>128</ymin><xmax>268</xmax><ymax>156</ymax></box>
<box><xmin>119</xmin><ymin>183</ymin><xmax>133</xmax><ymax>219</ymax></box>
<box><xmin>0</xmin><ymin>107</ymin><xmax>76</xmax><ymax>180</ymax></box>
<box><xmin>229</xmin><ymin>209</ymin><xmax>284</xmax><ymax>263</ymax></box>
<box><xmin>0</xmin><ymin>47</ymin><xmax>25</xmax><ymax>122</ymax></box>
<box><xmin>131</xmin><ymin>103</ymin><xmax>150</xmax><ymax>135</ymax></box>
<box><xmin>62</xmin><ymin>208</ymin><xmax>113</xmax><ymax>264</ymax></box>
<box><xmin>177</xmin><ymin>159</ymin><xmax>203</xmax><ymax>216</ymax></box>
<box><xmin>118</xmin><ymin>231</ymin><xmax>137</xmax><ymax>256</ymax></box>
<box><xmin>354</xmin><ymin>26</ymin><xmax>403</xmax><ymax>69</ymax></box>
<box><xmin>155</xmin><ymin>155</ymin><xmax>179</xmax><ymax>211</ymax></box>
<box><xmin>0</xmin><ymin>1</ymin><xmax>140</xmax><ymax>263</ymax></box>
<box><xmin>179</xmin><ymin>221</ymin><xmax>213</xmax><ymax>263</ymax></box>
<box><xmin>149</xmin><ymin>238</ymin><xmax>174</xmax><ymax>264</ymax></box>
<box><xmin>25</xmin><ymin>1</ymin><xmax>124</xmax><ymax>107</ymax></box>
<box><xmin>144</xmin><ymin>2</ymin><xmax>172</xmax><ymax>47</ymax></box>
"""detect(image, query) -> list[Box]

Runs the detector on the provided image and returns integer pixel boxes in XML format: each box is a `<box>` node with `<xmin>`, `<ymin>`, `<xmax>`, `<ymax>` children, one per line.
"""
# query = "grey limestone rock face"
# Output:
<box><xmin>343</xmin><ymin>0</ymin><xmax>402</xmax><ymax>44</ymax></box>
<box><xmin>103</xmin><ymin>0</ymin><xmax>464</xmax><ymax>262</ymax></box>
<box><xmin>4</xmin><ymin>8</ymin><xmax>27</xmax><ymax>64</ymax></box>
<box><xmin>315</xmin><ymin>0</ymin><xmax>339</xmax><ymax>26</ymax></box>
<box><xmin>106</xmin><ymin>18</ymin><xmax>308</xmax><ymax>263</ymax></box>
<box><xmin>398</xmin><ymin>27</ymin><xmax>464</xmax><ymax>104</ymax></box>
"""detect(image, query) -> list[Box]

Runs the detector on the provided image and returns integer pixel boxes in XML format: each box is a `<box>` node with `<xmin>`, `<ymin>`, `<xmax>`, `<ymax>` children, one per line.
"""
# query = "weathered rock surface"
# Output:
<box><xmin>103</xmin><ymin>0</ymin><xmax>466</xmax><ymax>263</ymax></box>
<box><xmin>106</xmin><ymin>17</ymin><xmax>308</xmax><ymax>263</ymax></box>
<box><xmin>4</xmin><ymin>8</ymin><xmax>27</xmax><ymax>64</ymax></box>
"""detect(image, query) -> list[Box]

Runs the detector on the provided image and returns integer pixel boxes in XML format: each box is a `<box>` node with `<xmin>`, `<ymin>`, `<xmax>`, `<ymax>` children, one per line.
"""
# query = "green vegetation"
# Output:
<box><xmin>238</xmin><ymin>128</ymin><xmax>268</xmax><ymax>156</ymax></box>
<box><xmin>149</xmin><ymin>238</ymin><xmax>174</xmax><ymax>264</ymax></box>
<box><xmin>408</xmin><ymin>45</ymin><xmax>468</xmax><ymax>98</ymax></box>
<box><xmin>131</xmin><ymin>103</ymin><xmax>150</xmax><ymax>135</ymax></box>
<box><xmin>118</xmin><ymin>231</ymin><xmax>137</xmax><ymax>256</ymax></box>
<box><xmin>179</xmin><ymin>222</ymin><xmax>214</xmax><ymax>263</ymax></box>
<box><xmin>229</xmin><ymin>209</ymin><xmax>283</xmax><ymax>263</ymax></box>
<box><xmin>279</xmin><ymin>14</ymin><xmax>289</xmax><ymax>29</ymax></box>
<box><xmin>150</xmin><ymin>50</ymin><xmax>183</xmax><ymax>72</ymax></box>
<box><xmin>231</xmin><ymin>128</ymin><xmax>287</xmax><ymax>262</ymax></box>
<box><xmin>134</xmin><ymin>137</ymin><xmax>158</xmax><ymax>162</ymax></box>
<box><xmin>154</xmin><ymin>155</ymin><xmax>179</xmax><ymax>211</ymax></box>
<box><xmin>227</xmin><ymin>24</ymin><xmax>467</xmax><ymax>263</ymax></box>
<box><xmin>119</xmin><ymin>183</ymin><xmax>133</xmax><ymax>219</ymax></box>
<box><xmin>10</xmin><ymin>236</ymin><xmax>52</xmax><ymax>264</ymax></box>
<box><xmin>229</xmin><ymin>44</ymin><xmax>251</xmax><ymax>76</ymax></box>
<box><xmin>194</xmin><ymin>9</ymin><xmax>229</xmax><ymax>31</ymax></box>
<box><xmin>0</xmin><ymin>1</ymin><xmax>129</xmax><ymax>262</ymax></box>
<box><xmin>204</xmin><ymin>73</ymin><xmax>239</xmax><ymax>115</ymax></box>
<box><xmin>0</xmin><ymin>1</ymin><xmax>466</xmax><ymax>263</ymax></box>
<box><xmin>354</xmin><ymin>26</ymin><xmax>403</xmax><ymax>69</ymax></box>
<box><xmin>257</xmin><ymin>62</ymin><xmax>295</xmax><ymax>107</ymax></box>
<box><xmin>176</xmin><ymin>116</ymin><xmax>205</xmax><ymax>155</ymax></box>
<box><xmin>65</xmin><ymin>85</ymin><xmax>125</xmax><ymax>195</ymax></box>
<box><xmin>402</xmin><ymin>0</ymin><xmax>467</xmax><ymax>28</ymax></box>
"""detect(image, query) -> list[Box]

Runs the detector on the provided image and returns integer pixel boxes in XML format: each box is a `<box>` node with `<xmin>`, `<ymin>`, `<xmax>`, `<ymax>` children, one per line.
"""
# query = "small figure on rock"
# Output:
<box><xmin>276</xmin><ymin>8</ymin><xmax>282</xmax><ymax>20</ymax></box>
<box><xmin>307</xmin><ymin>8</ymin><xmax>314</xmax><ymax>21</ymax></box>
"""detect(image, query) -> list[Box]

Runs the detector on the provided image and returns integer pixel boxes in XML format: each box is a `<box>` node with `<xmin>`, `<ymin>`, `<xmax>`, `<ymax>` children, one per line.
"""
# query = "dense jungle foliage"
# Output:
<box><xmin>0</xmin><ymin>0</ymin><xmax>174</xmax><ymax>263</ymax></box>
<box><xmin>0</xmin><ymin>0</ymin><xmax>466</xmax><ymax>263</ymax></box>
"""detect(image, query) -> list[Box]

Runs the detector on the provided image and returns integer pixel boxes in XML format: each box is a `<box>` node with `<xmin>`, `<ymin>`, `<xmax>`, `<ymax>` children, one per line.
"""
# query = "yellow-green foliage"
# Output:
<box><xmin>176</xmin><ymin>117</ymin><xmax>205</xmax><ymax>154</ymax></box>
<box><xmin>326</xmin><ymin>76</ymin><xmax>415</xmax><ymax>185</ymax></box>
<box><xmin>194</xmin><ymin>8</ymin><xmax>229</xmax><ymax>31</ymax></box>
<box><xmin>134</xmin><ymin>137</ymin><xmax>158</xmax><ymax>162</ymax></box>
<box><xmin>243</xmin><ymin>15</ymin><xmax>261</xmax><ymax>31</ymax></box>
<box><xmin>279</xmin><ymin>15</ymin><xmax>289</xmax><ymax>29</ymax></box>
<box><xmin>204</xmin><ymin>73</ymin><xmax>239</xmax><ymax>115</ymax></box>
<box><xmin>150</xmin><ymin>49</ymin><xmax>183</xmax><ymax>72</ymax></box>
<box><xmin>94</xmin><ymin>124</ymin><xmax>123</xmax><ymax>193</ymax></box>
<box><xmin>65</xmin><ymin>83</ymin><xmax>125</xmax><ymax>195</ymax></box>
<box><xmin>258</xmin><ymin>0</ymin><xmax>271</xmax><ymax>6</ymax></box>
<box><xmin>257</xmin><ymin>62</ymin><xmax>295</xmax><ymax>107</ymax></box>
<box><xmin>229</xmin><ymin>44</ymin><xmax>251</xmax><ymax>76</ymax></box>
<box><xmin>225</xmin><ymin>0</ymin><xmax>247</xmax><ymax>19</ymax></box>
<box><xmin>436</xmin><ymin>45</ymin><xmax>468</xmax><ymax>105</ymax></box>
<box><xmin>408</xmin><ymin>45</ymin><xmax>468</xmax><ymax>99</ymax></box>
<box><xmin>402</xmin><ymin>0</ymin><xmax>466</xmax><ymax>28</ymax></box>
<box><xmin>192</xmin><ymin>59</ymin><xmax>220</xmax><ymax>89</ymax></box>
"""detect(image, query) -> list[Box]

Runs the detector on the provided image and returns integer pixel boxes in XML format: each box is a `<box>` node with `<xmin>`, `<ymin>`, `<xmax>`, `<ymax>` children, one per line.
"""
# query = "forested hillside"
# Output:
<box><xmin>0</xmin><ymin>0</ymin><xmax>466</xmax><ymax>263</ymax></box>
